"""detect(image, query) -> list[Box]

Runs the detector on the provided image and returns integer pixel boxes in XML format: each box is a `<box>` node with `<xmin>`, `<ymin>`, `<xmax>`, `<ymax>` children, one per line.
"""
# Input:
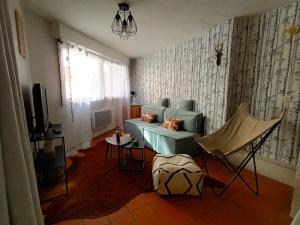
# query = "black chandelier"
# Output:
<box><xmin>111</xmin><ymin>3</ymin><xmax>137</xmax><ymax>40</ymax></box>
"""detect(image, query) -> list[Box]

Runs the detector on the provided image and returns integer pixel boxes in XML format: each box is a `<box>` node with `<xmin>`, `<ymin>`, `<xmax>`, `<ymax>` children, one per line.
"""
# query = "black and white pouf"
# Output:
<box><xmin>152</xmin><ymin>154</ymin><xmax>205</xmax><ymax>195</ymax></box>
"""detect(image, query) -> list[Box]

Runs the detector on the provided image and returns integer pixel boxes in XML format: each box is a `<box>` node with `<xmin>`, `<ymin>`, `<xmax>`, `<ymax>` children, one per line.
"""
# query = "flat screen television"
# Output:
<box><xmin>32</xmin><ymin>83</ymin><xmax>49</xmax><ymax>134</ymax></box>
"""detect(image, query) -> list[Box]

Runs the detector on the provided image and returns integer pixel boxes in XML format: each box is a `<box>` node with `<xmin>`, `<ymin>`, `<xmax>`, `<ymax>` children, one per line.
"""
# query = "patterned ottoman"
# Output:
<box><xmin>152</xmin><ymin>154</ymin><xmax>205</xmax><ymax>195</ymax></box>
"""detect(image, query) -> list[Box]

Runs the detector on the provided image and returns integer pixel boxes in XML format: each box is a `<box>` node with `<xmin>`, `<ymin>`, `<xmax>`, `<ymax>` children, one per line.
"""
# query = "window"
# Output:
<box><xmin>60</xmin><ymin>44</ymin><xmax>129</xmax><ymax>103</ymax></box>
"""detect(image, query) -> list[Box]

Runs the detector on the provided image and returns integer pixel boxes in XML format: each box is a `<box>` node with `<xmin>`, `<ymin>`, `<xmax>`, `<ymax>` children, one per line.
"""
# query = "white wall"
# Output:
<box><xmin>7</xmin><ymin>0</ymin><xmax>34</xmax><ymax>130</ymax></box>
<box><xmin>25</xmin><ymin>11</ymin><xmax>62</xmax><ymax>124</ymax></box>
<box><xmin>229</xmin><ymin>152</ymin><xmax>296</xmax><ymax>187</ymax></box>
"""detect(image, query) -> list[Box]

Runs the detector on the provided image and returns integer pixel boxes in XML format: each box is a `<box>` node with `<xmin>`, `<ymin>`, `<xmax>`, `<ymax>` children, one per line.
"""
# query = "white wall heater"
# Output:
<box><xmin>91</xmin><ymin>109</ymin><xmax>112</xmax><ymax>130</ymax></box>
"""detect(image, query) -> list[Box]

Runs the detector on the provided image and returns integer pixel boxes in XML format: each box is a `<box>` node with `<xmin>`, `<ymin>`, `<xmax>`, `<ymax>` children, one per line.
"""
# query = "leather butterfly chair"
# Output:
<box><xmin>194</xmin><ymin>103</ymin><xmax>285</xmax><ymax>196</ymax></box>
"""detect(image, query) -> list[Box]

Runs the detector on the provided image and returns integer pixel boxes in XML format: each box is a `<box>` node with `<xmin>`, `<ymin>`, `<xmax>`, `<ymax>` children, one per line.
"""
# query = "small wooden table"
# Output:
<box><xmin>130</xmin><ymin>104</ymin><xmax>141</xmax><ymax>119</ymax></box>
<box><xmin>105</xmin><ymin>134</ymin><xmax>132</xmax><ymax>169</ymax></box>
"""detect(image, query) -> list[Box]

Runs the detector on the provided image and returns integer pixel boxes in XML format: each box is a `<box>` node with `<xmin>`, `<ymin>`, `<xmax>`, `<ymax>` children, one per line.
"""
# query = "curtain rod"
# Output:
<box><xmin>56</xmin><ymin>38</ymin><xmax>126</xmax><ymax>66</ymax></box>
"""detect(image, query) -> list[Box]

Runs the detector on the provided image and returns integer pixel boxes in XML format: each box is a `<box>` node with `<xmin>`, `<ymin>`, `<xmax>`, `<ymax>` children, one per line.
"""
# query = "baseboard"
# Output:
<box><xmin>228</xmin><ymin>152</ymin><xmax>296</xmax><ymax>187</ymax></box>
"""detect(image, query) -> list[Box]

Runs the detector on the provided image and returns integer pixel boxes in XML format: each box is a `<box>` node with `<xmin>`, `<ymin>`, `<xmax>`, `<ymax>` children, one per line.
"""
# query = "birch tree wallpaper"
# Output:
<box><xmin>130</xmin><ymin>1</ymin><xmax>300</xmax><ymax>166</ymax></box>
<box><xmin>228</xmin><ymin>1</ymin><xmax>300</xmax><ymax>166</ymax></box>
<box><xmin>130</xmin><ymin>19</ymin><xmax>233</xmax><ymax>134</ymax></box>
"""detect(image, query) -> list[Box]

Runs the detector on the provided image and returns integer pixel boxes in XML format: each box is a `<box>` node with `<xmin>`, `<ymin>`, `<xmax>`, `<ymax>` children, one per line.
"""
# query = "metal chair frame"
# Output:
<box><xmin>200</xmin><ymin>122</ymin><xmax>281</xmax><ymax>197</ymax></box>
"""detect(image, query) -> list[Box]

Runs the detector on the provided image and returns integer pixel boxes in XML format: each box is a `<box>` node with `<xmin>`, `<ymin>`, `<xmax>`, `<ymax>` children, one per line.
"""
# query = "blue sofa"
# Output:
<box><xmin>124</xmin><ymin>104</ymin><xmax>204</xmax><ymax>155</ymax></box>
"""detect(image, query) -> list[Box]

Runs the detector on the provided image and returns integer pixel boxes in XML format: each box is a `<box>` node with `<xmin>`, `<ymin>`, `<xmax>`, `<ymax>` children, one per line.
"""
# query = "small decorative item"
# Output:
<box><xmin>287</xmin><ymin>25</ymin><xmax>300</xmax><ymax>37</ymax></box>
<box><xmin>14</xmin><ymin>10</ymin><xmax>26</xmax><ymax>58</ymax></box>
<box><xmin>130</xmin><ymin>91</ymin><xmax>136</xmax><ymax>104</ymax></box>
<box><xmin>119</xmin><ymin>127</ymin><xmax>124</xmax><ymax>136</ymax></box>
<box><xmin>215</xmin><ymin>43</ymin><xmax>223</xmax><ymax>66</ymax></box>
<box><xmin>115</xmin><ymin>127</ymin><xmax>120</xmax><ymax>143</ymax></box>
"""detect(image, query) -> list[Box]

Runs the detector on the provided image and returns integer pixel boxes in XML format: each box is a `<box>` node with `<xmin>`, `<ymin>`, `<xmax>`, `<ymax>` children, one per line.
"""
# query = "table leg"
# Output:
<box><xmin>118</xmin><ymin>145</ymin><xmax>121</xmax><ymax>169</ymax></box>
<box><xmin>105</xmin><ymin>143</ymin><xmax>110</xmax><ymax>160</ymax></box>
<box><xmin>142</xmin><ymin>147</ymin><xmax>145</xmax><ymax>168</ymax></box>
<box><xmin>111</xmin><ymin>145</ymin><xmax>113</xmax><ymax>158</ymax></box>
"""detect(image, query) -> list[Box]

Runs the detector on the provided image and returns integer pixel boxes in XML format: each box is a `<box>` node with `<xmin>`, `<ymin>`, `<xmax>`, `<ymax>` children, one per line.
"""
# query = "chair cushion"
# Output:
<box><xmin>152</xmin><ymin>154</ymin><xmax>205</xmax><ymax>195</ymax></box>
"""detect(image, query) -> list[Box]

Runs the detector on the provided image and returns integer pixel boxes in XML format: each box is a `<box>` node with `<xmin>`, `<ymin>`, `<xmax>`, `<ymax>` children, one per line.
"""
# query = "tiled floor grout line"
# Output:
<box><xmin>129</xmin><ymin>204</ymin><xmax>144</xmax><ymax>225</ymax></box>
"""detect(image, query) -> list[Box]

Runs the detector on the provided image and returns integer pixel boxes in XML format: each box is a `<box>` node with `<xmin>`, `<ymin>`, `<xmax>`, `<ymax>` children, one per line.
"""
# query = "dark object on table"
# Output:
<box><xmin>115</xmin><ymin>127</ymin><xmax>120</xmax><ymax>143</ymax></box>
<box><xmin>32</xmin><ymin>83</ymin><xmax>49</xmax><ymax>134</ymax></box>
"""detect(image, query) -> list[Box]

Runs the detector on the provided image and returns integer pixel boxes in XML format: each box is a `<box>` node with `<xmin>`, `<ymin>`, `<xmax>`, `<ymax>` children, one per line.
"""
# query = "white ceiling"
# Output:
<box><xmin>22</xmin><ymin>0</ymin><xmax>295</xmax><ymax>58</ymax></box>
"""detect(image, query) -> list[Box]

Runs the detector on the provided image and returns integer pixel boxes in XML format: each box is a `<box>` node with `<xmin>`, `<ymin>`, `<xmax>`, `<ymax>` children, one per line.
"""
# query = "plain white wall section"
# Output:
<box><xmin>7</xmin><ymin>0</ymin><xmax>34</xmax><ymax>130</ymax></box>
<box><xmin>25</xmin><ymin>11</ymin><xmax>62</xmax><ymax>124</ymax></box>
<box><xmin>57</xmin><ymin>22</ymin><xmax>130</xmax><ymax>65</ymax></box>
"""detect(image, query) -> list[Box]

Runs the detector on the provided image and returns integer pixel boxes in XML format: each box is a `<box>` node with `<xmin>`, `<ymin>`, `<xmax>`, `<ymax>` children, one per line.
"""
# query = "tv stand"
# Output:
<box><xmin>30</xmin><ymin>123</ymin><xmax>68</xmax><ymax>202</ymax></box>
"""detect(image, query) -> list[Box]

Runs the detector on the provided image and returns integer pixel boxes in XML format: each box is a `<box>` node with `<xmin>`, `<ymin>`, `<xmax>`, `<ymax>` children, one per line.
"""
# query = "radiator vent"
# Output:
<box><xmin>92</xmin><ymin>109</ymin><xmax>112</xmax><ymax>130</ymax></box>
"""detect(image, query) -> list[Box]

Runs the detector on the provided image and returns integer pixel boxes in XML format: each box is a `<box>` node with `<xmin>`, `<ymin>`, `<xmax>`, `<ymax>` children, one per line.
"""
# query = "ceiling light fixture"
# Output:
<box><xmin>111</xmin><ymin>3</ymin><xmax>137</xmax><ymax>40</ymax></box>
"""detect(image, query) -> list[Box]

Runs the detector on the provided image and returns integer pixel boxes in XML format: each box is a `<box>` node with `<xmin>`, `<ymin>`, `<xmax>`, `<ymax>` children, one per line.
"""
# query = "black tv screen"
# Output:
<box><xmin>32</xmin><ymin>83</ymin><xmax>49</xmax><ymax>134</ymax></box>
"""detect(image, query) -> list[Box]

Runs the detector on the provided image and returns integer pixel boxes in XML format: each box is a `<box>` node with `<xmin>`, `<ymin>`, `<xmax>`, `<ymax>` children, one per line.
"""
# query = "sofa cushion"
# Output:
<box><xmin>141</xmin><ymin>112</ymin><xmax>156</xmax><ymax>123</ymax></box>
<box><xmin>143</xmin><ymin>127</ymin><xmax>200</xmax><ymax>155</ymax></box>
<box><xmin>144</xmin><ymin>127</ymin><xmax>194</xmax><ymax>140</ymax></box>
<box><xmin>124</xmin><ymin>119</ymin><xmax>161</xmax><ymax>142</ymax></box>
<box><xmin>161</xmin><ymin>117</ymin><xmax>183</xmax><ymax>131</ymax></box>
<box><xmin>142</xmin><ymin>105</ymin><xmax>167</xmax><ymax>123</ymax></box>
<box><xmin>178</xmin><ymin>100</ymin><xmax>194</xmax><ymax>111</ymax></box>
<box><xmin>126</xmin><ymin>118</ymin><xmax>160</xmax><ymax>128</ymax></box>
<box><xmin>164</xmin><ymin>109</ymin><xmax>203</xmax><ymax>133</ymax></box>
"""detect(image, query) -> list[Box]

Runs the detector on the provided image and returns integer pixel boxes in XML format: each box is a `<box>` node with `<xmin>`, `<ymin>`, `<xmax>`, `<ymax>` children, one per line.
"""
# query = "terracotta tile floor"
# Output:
<box><xmin>54</xmin><ymin>168</ymin><xmax>293</xmax><ymax>225</ymax></box>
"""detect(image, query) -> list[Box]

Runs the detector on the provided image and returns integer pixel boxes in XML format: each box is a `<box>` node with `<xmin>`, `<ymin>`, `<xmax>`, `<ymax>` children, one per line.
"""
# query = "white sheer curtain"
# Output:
<box><xmin>58</xmin><ymin>42</ymin><xmax>130</xmax><ymax>152</ymax></box>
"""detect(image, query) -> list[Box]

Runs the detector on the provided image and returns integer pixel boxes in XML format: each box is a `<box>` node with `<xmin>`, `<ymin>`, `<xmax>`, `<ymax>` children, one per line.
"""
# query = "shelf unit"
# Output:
<box><xmin>30</xmin><ymin>123</ymin><xmax>69</xmax><ymax>202</ymax></box>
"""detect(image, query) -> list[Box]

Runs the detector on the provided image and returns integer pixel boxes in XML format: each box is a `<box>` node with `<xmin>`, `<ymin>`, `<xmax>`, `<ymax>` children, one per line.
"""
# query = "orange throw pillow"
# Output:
<box><xmin>162</xmin><ymin>117</ymin><xmax>183</xmax><ymax>131</ymax></box>
<box><xmin>141</xmin><ymin>112</ymin><xmax>156</xmax><ymax>123</ymax></box>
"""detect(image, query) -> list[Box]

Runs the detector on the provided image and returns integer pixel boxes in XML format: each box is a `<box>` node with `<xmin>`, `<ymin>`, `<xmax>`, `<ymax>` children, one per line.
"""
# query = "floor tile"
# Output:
<box><xmin>54</xmin><ymin>219</ymin><xmax>84</xmax><ymax>225</ymax></box>
<box><xmin>108</xmin><ymin>207</ymin><xmax>129</xmax><ymax>222</ymax></box>
<box><xmin>149</xmin><ymin>197</ymin><xmax>193</xmax><ymax>225</ymax></box>
<box><xmin>204</xmin><ymin>199</ymin><xmax>270</xmax><ymax>225</ymax></box>
<box><xmin>161</xmin><ymin>193</ymin><xmax>219</xmax><ymax>223</ymax></box>
<box><xmin>274</xmin><ymin>211</ymin><xmax>293</xmax><ymax>225</ymax></box>
<box><xmin>141</xmin><ymin>192</ymin><xmax>160</xmax><ymax>204</ymax></box>
<box><xmin>230</xmin><ymin>189</ymin><xmax>284</xmax><ymax>225</ymax></box>
<box><xmin>126</xmin><ymin>194</ymin><xmax>147</xmax><ymax>212</ymax></box>
<box><xmin>83</xmin><ymin>217</ymin><xmax>110</xmax><ymax>225</ymax></box>
<box><xmin>191</xmin><ymin>216</ymin><xmax>217</xmax><ymax>225</ymax></box>
<box><xmin>111</xmin><ymin>213</ymin><xmax>137</xmax><ymax>225</ymax></box>
<box><xmin>132</xmin><ymin>205</ymin><xmax>161</xmax><ymax>225</ymax></box>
